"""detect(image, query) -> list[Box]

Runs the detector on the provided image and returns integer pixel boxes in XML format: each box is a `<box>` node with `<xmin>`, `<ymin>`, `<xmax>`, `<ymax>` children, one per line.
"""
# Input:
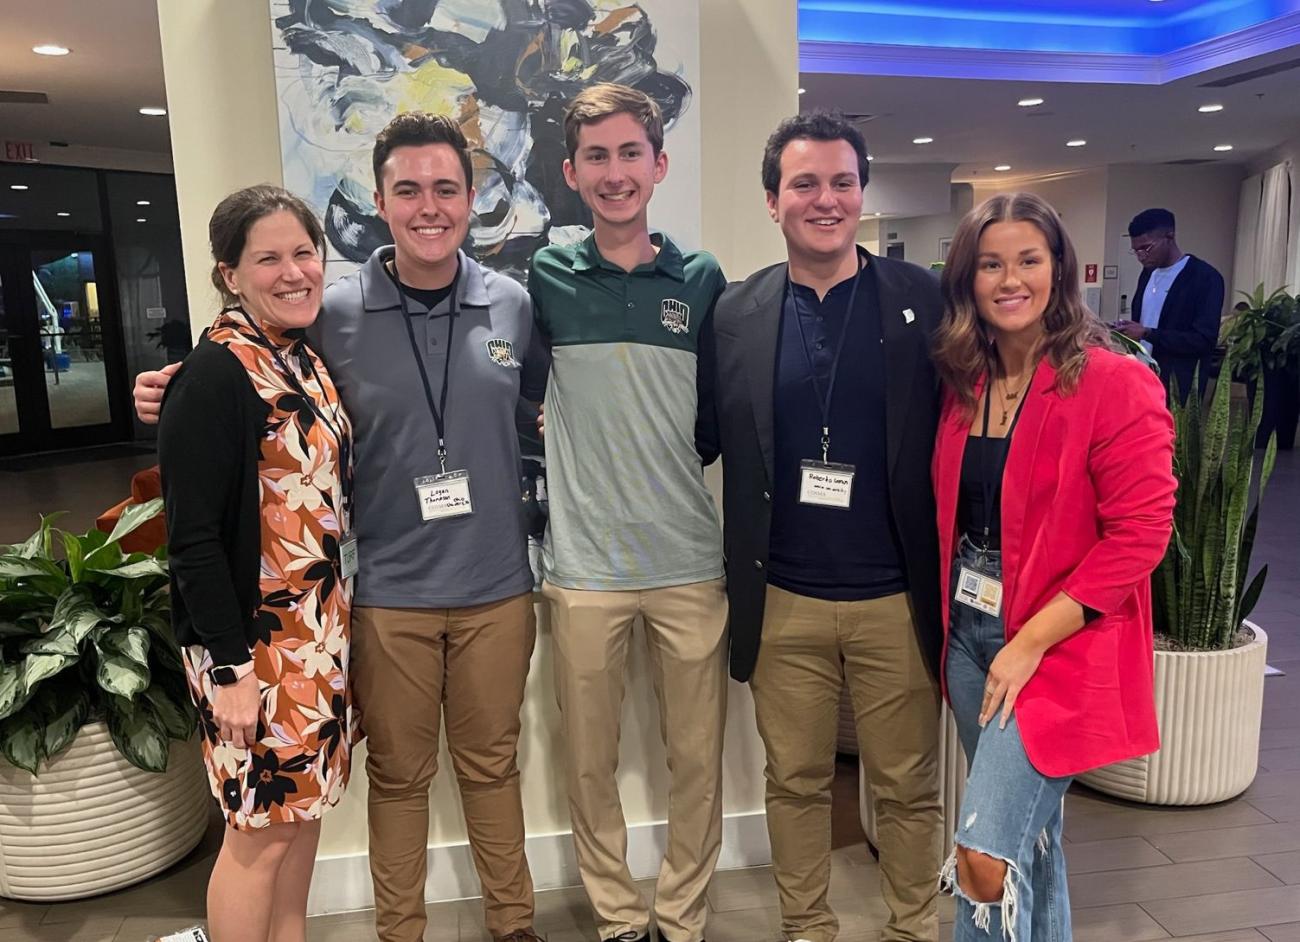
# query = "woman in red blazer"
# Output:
<box><xmin>930</xmin><ymin>192</ymin><xmax>1175</xmax><ymax>942</ymax></box>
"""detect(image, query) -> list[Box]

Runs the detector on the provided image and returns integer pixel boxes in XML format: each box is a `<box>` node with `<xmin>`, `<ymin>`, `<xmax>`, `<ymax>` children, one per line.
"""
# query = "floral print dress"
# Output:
<box><xmin>181</xmin><ymin>309</ymin><xmax>354</xmax><ymax>830</ymax></box>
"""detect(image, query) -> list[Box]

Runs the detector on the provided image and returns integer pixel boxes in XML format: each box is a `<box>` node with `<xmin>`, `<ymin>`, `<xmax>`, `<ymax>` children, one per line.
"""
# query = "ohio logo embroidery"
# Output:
<box><xmin>661</xmin><ymin>298</ymin><xmax>690</xmax><ymax>334</ymax></box>
<box><xmin>485</xmin><ymin>338</ymin><xmax>520</xmax><ymax>368</ymax></box>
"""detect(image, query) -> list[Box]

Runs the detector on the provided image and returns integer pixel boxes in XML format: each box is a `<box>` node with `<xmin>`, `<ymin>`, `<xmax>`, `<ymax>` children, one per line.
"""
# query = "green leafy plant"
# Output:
<box><xmin>1221</xmin><ymin>284</ymin><xmax>1300</xmax><ymax>385</ymax></box>
<box><xmin>1110</xmin><ymin>327</ymin><xmax>1160</xmax><ymax>374</ymax></box>
<box><xmin>1153</xmin><ymin>372</ymin><xmax>1276</xmax><ymax>650</ymax></box>
<box><xmin>0</xmin><ymin>500</ymin><xmax>195</xmax><ymax>774</ymax></box>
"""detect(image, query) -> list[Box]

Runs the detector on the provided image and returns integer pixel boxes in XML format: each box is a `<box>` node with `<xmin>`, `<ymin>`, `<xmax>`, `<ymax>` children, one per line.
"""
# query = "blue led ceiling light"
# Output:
<box><xmin>800</xmin><ymin>0</ymin><xmax>1300</xmax><ymax>57</ymax></box>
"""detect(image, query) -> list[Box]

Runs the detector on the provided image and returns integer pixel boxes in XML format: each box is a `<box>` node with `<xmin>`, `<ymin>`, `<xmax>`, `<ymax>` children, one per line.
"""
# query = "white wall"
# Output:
<box><xmin>157</xmin><ymin>0</ymin><xmax>791</xmax><ymax>912</ymax></box>
<box><xmin>1101</xmin><ymin>163</ymin><xmax>1243</xmax><ymax>319</ymax></box>
<box><xmin>863</xmin><ymin>162</ymin><xmax>958</xmax><ymax>219</ymax></box>
<box><xmin>880</xmin><ymin>183</ymin><xmax>973</xmax><ymax>269</ymax></box>
<box><xmin>974</xmin><ymin>169</ymin><xmax>1109</xmax><ymax>309</ymax></box>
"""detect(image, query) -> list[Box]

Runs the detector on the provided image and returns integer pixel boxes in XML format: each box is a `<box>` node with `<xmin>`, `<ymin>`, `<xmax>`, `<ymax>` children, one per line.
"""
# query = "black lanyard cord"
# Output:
<box><xmin>788</xmin><ymin>256</ymin><xmax>864</xmax><ymax>463</ymax></box>
<box><xmin>391</xmin><ymin>257</ymin><xmax>459</xmax><ymax>474</ymax></box>
<box><xmin>977</xmin><ymin>368</ymin><xmax>1031</xmax><ymax>550</ymax></box>
<box><xmin>234</xmin><ymin>308</ymin><xmax>354</xmax><ymax>518</ymax></box>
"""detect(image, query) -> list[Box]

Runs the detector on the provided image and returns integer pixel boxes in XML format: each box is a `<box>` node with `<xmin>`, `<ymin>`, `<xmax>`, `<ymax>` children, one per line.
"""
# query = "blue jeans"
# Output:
<box><xmin>940</xmin><ymin>538</ymin><xmax>1073</xmax><ymax>942</ymax></box>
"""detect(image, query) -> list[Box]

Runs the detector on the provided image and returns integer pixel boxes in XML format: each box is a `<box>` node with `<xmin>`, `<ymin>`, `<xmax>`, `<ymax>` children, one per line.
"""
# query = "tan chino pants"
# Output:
<box><xmin>351</xmin><ymin>594</ymin><xmax>537</xmax><ymax>942</ymax></box>
<box><xmin>544</xmin><ymin>578</ymin><xmax>729</xmax><ymax>942</ymax></box>
<box><xmin>750</xmin><ymin>586</ymin><xmax>942</xmax><ymax>942</ymax></box>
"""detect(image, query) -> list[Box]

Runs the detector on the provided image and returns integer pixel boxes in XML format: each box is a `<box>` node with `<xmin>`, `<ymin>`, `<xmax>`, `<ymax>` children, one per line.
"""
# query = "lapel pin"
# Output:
<box><xmin>902</xmin><ymin>308</ymin><xmax>915</xmax><ymax>324</ymax></box>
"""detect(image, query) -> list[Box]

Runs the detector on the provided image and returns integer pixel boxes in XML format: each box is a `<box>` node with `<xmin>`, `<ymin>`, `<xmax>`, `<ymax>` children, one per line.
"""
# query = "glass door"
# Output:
<box><xmin>0</xmin><ymin>236</ymin><xmax>129</xmax><ymax>455</ymax></box>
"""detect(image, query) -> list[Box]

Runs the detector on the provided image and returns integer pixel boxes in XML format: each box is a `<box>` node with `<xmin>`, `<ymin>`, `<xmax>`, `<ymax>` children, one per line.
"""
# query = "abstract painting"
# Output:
<box><xmin>268</xmin><ymin>0</ymin><xmax>702</xmax><ymax>282</ymax></box>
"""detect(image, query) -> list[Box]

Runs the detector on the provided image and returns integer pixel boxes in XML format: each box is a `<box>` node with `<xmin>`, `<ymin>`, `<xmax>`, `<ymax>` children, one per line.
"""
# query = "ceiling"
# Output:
<box><xmin>800</xmin><ymin>0</ymin><xmax>1300</xmax><ymax>56</ymax></box>
<box><xmin>0</xmin><ymin>0</ymin><xmax>169</xmax><ymax>156</ymax></box>
<box><xmin>801</xmin><ymin>44</ymin><xmax>1300</xmax><ymax>184</ymax></box>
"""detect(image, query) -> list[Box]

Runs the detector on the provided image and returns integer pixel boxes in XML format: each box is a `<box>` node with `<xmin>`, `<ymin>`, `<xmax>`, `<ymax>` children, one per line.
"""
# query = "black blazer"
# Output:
<box><xmin>698</xmin><ymin>252</ymin><xmax>944</xmax><ymax>683</ymax></box>
<box><xmin>1132</xmin><ymin>254</ymin><xmax>1224</xmax><ymax>400</ymax></box>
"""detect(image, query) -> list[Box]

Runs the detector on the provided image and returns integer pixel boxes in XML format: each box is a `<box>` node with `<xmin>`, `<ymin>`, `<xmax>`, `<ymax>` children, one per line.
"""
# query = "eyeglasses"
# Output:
<box><xmin>1129</xmin><ymin>235</ymin><xmax>1169</xmax><ymax>257</ymax></box>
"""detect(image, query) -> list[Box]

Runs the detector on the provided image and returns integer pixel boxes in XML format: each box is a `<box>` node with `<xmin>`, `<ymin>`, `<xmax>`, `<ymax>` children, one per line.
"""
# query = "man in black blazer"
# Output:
<box><xmin>697</xmin><ymin>113</ymin><xmax>942</xmax><ymax>942</ymax></box>
<box><xmin>1115</xmin><ymin>208</ymin><xmax>1224</xmax><ymax>401</ymax></box>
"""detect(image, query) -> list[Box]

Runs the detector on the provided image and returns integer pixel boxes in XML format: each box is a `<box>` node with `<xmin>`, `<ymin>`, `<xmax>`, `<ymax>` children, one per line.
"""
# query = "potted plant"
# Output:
<box><xmin>1221</xmin><ymin>284</ymin><xmax>1300</xmax><ymax>449</ymax></box>
<box><xmin>1078</xmin><ymin>373</ymin><xmax>1275</xmax><ymax>805</ymax></box>
<box><xmin>0</xmin><ymin>501</ymin><xmax>209</xmax><ymax>901</ymax></box>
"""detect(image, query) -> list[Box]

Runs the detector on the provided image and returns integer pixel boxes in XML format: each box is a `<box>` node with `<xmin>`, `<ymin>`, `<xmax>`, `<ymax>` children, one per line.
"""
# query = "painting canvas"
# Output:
<box><xmin>268</xmin><ymin>0</ymin><xmax>703</xmax><ymax>283</ymax></box>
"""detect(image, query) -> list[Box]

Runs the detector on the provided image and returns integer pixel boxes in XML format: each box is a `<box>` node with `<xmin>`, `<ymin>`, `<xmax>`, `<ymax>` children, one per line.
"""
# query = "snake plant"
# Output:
<box><xmin>1153</xmin><ymin>371</ymin><xmax>1276</xmax><ymax>650</ymax></box>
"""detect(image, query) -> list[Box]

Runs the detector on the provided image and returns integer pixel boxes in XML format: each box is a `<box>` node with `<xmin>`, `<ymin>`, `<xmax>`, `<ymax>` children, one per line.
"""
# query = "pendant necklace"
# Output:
<box><xmin>996</xmin><ymin>373</ymin><xmax>1031</xmax><ymax>426</ymax></box>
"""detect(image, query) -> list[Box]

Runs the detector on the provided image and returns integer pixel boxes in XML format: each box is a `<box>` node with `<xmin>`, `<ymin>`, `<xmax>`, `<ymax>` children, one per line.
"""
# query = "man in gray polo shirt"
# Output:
<box><xmin>134</xmin><ymin>114</ymin><xmax>547</xmax><ymax>942</ymax></box>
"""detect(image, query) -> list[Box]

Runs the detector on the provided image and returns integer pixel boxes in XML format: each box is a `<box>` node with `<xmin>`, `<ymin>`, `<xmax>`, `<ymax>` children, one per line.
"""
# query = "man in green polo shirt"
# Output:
<box><xmin>528</xmin><ymin>84</ymin><xmax>727</xmax><ymax>942</ymax></box>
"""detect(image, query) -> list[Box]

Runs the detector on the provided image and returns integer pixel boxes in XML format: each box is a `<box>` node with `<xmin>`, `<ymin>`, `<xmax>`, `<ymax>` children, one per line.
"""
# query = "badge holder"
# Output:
<box><xmin>414</xmin><ymin>444</ymin><xmax>474</xmax><ymax>522</ymax></box>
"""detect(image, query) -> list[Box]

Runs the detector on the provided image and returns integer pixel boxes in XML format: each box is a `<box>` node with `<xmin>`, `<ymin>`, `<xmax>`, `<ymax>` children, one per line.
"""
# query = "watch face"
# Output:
<box><xmin>209</xmin><ymin>666</ymin><xmax>237</xmax><ymax>686</ymax></box>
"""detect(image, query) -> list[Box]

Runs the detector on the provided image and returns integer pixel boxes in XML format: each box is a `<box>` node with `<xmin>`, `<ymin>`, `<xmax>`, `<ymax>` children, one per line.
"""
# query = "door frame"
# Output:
<box><xmin>0</xmin><ymin>230</ymin><xmax>131</xmax><ymax>456</ymax></box>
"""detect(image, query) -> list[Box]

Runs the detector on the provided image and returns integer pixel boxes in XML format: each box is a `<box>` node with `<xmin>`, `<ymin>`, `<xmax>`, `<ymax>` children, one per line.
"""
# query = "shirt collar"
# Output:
<box><xmin>570</xmin><ymin>231</ymin><xmax>687</xmax><ymax>282</ymax></box>
<box><xmin>360</xmin><ymin>247</ymin><xmax>490</xmax><ymax>311</ymax></box>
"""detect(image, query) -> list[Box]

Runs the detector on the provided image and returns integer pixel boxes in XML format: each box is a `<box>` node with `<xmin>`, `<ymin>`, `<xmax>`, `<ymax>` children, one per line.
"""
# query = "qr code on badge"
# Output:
<box><xmin>961</xmin><ymin>572</ymin><xmax>980</xmax><ymax>596</ymax></box>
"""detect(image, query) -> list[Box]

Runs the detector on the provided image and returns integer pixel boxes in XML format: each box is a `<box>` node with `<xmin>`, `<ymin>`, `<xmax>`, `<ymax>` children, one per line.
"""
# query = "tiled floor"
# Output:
<box><xmin>3</xmin><ymin>449</ymin><xmax>1299</xmax><ymax>941</ymax></box>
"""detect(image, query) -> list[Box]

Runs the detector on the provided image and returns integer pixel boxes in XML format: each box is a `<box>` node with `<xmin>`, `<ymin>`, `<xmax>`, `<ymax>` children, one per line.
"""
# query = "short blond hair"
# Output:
<box><xmin>563</xmin><ymin>83</ymin><xmax>664</xmax><ymax>161</ymax></box>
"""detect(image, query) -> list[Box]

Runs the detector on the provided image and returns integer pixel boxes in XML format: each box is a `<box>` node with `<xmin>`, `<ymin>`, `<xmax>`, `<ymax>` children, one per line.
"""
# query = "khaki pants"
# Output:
<box><xmin>750</xmin><ymin>586</ymin><xmax>942</xmax><ymax>942</ymax></box>
<box><xmin>351</xmin><ymin>594</ymin><xmax>537</xmax><ymax>942</ymax></box>
<box><xmin>543</xmin><ymin>578</ymin><xmax>729</xmax><ymax>942</ymax></box>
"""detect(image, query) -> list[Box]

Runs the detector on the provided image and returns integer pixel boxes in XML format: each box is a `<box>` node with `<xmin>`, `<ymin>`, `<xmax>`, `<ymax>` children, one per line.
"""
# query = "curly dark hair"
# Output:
<box><xmin>761</xmin><ymin>111</ymin><xmax>870</xmax><ymax>195</ymax></box>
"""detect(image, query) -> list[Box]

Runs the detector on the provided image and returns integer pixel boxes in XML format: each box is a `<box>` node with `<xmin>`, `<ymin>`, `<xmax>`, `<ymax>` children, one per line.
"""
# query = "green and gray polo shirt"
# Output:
<box><xmin>529</xmin><ymin>233</ymin><xmax>725</xmax><ymax>591</ymax></box>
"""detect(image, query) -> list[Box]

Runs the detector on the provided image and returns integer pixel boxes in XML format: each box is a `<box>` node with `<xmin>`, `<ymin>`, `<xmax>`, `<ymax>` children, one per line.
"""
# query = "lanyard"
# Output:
<box><xmin>788</xmin><ymin>257</ymin><xmax>864</xmax><ymax>463</ymax></box>
<box><xmin>392</xmin><ymin>257</ymin><xmax>459</xmax><ymax>474</ymax></box>
<box><xmin>976</xmin><ymin>373</ymin><xmax>1028</xmax><ymax>550</ymax></box>
<box><xmin>235</xmin><ymin>308</ymin><xmax>353</xmax><ymax>519</ymax></box>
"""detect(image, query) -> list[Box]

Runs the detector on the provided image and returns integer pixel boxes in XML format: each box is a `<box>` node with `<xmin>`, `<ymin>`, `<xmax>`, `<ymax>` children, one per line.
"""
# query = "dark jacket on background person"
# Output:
<box><xmin>698</xmin><ymin>252</ymin><xmax>944</xmax><ymax>682</ymax></box>
<box><xmin>1132</xmin><ymin>254</ymin><xmax>1224</xmax><ymax>399</ymax></box>
<box><xmin>157</xmin><ymin>335</ymin><xmax>268</xmax><ymax>667</ymax></box>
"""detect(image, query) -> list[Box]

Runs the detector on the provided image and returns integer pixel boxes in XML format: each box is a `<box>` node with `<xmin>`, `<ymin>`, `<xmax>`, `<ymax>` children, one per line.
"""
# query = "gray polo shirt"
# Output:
<box><xmin>308</xmin><ymin>246</ymin><xmax>547</xmax><ymax>608</ymax></box>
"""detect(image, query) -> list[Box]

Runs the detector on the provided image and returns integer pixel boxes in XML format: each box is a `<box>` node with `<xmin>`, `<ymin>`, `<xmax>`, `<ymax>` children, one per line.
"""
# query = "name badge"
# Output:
<box><xmin>414</xmin><ymin>470</ymin><xmax>474</xmax><ymax>521</ymax></box>
<box><xmin>798</xmin><ymin>459</ymin><xmax>855</xmax><ymax>509</ymax></box>
<box><xmin>955</xmin><ymin>565</ymin><xmax>1003</xmax><ymax>617</ymax></box>
<box><xmin>339</xmin><ymin>532</ymin><xmax>359</xmax><ymax>581</ymax></box>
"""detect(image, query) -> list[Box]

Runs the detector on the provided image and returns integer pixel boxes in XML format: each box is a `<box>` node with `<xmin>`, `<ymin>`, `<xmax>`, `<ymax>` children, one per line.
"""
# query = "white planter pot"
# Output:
<box><xmin>1077</xmin><ymin>622</ymin><xmax>1268</xmax><ymax>806</ymax></box>
<box><xmin>860</xmin><ymin>705</ymin><xmax>966</xmax><ymax>857</ymax></box>
<box><xmin>0</xmin><ymin>721</ymin><xmax>210</xmax><ymax>901</ymax></box>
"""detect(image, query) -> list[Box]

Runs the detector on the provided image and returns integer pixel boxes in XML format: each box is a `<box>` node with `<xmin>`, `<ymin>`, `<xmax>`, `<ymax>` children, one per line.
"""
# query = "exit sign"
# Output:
<box><xmin>4</xmin><ymin>141</ymin><xmax>37</xmax><ymax>162</ymax></box>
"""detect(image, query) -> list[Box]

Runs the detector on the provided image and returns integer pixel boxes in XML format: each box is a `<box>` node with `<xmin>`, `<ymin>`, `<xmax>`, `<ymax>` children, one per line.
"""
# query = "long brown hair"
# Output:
<box><xmin>933</xmin><ymin>191</ymin><xmax>1112</xmax><ymax>412</ymax></box>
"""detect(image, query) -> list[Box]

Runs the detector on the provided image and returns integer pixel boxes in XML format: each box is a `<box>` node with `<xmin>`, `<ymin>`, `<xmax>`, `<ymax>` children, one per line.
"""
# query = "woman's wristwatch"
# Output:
<box><xmin>208</xmin><ymin>661</ymin><xmax>255</xmax><ymax>686</ymax></box>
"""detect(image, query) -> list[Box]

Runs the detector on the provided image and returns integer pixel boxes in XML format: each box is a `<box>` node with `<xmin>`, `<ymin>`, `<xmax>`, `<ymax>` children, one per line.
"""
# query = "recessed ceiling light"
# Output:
<box><xmin>867</xmin><ymin>154</ymin><xmax>875</xmax><ymax>161</ymax></box>
<box><xmin>797</xmin><ymin>87</ymin><xmax>806</xmax><ymax>95</ymax></box>
<box><xmin>1066</xmin><ymin>139</ymin><xmax>1087</xmax><ymax>147</ymax></box>
<box><xmin>1214</xmin><ymin>144</ymin><xmax>1234</xmax><ymax>152</ymax></box>
<box><xmin>994</xmin><ymin>165</ymin><xmax>1012</xmax><ymax>172</ymax></box>
<box><xmin>1199</xmin><ymin>104</ymin><xmax>1225</xmax><ymax>113</ymax></box>
<box><xmin>10</xmin><ymin>184</ymin><xmax>29</xmax><ymax>191</ymax></box>
<box><xmin>56</xmin><ymin>212</ymin><xmax>70</xmax><ymax>217</ymax></box>
<box><xmin>136</xmin><ymin>200</ymin><xmax>151</xmax><ymax>206</ymax></box>
<box><xmin>874</xmin><ymin>212</ymin><xmax>882</xmax><ymax>217</ymax></box>
<box><xmin>32</xmin><ymin>44</ymin><xmax>70</xmax><ymax>56</ymax></box>
<box><xmin>1018</xmin><ymin>97</ymin><xmax>1044</xmax><ymax>107</ymax></box>
<box><xmin>139</xmin><ymin>107</ymin><xmax>167</xmax><ymax>117</ymax></box>
<box><xmin>136</xmin><ymin>217</ymin><xmax>148</xmax><ymax>223</ymax></box>
<box><xmin>913</xmin><ymin>137</ymin><xmax>934</xmax><ymax>145</ymax></box>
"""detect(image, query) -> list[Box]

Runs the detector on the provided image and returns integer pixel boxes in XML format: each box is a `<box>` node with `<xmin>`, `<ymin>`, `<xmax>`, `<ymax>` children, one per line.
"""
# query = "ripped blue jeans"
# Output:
<box><xmin>940</xmin><ymin>538</ymin><xmax>1073</xmax><ymax>942</ymax></box>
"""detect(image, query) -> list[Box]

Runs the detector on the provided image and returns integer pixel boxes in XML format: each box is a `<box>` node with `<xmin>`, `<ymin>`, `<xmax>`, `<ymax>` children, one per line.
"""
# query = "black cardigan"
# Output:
<box><xmin>1133</xmin><ymin>254</ymin><xmax>1224</xmax><ymax>400</ymax></box>
<box><xmin>157</xmin><ymin>336</ymin><xmax>269</xmax><ymax>668</ymax></box>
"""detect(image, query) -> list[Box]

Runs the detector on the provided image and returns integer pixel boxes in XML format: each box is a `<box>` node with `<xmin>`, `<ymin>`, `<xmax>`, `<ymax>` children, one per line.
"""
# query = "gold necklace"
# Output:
<box><xmin>995</xmin><ymin>373</ymin><xmax>1031</xmax><ymax>426</ymax></box>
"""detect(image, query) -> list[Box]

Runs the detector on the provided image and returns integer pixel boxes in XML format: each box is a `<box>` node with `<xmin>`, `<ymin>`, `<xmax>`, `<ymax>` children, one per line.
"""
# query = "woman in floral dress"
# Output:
<box><xmin>158</xmin><ymin>185</ymin><xmax>354</xmax><ymax>942</ymax></box>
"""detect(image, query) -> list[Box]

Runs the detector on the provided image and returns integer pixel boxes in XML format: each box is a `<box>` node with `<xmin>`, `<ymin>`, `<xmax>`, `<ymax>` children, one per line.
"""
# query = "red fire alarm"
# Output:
<box><xmin>1085</xmin><ymin>264</ymin><xmax>1098</xmax><ymax>283</ymax></box>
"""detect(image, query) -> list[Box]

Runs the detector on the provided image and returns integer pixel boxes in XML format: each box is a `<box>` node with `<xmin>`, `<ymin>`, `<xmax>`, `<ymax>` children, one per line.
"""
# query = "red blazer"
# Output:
<box><xmin>933</xmin><ymin>347</ymin><xmax>1176</xmax><ymax>777</ymax></box>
